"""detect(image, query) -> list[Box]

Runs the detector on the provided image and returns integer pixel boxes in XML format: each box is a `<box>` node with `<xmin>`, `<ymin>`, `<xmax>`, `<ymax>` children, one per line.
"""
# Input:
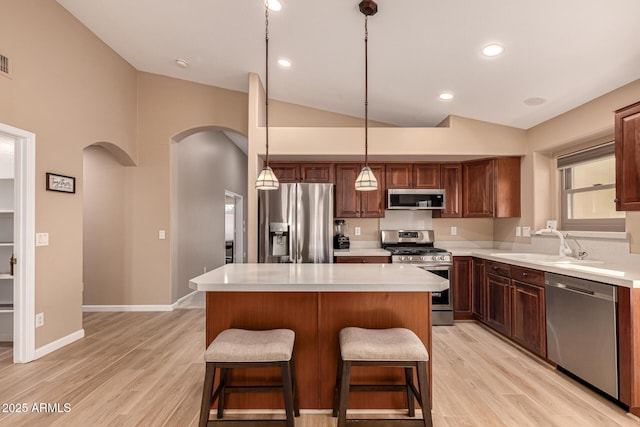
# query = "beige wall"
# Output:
<box><xmin>83</xmin><ymin>145</ymin><xmax>132</xmax><ymax>305</ymax></box>
<box><xmin>271</xmin><ymin>100</ymin><xmax>392</xmax><ymax>127</ymax></box>
<box><xmin>0</xmin><ymin>0</ymin><xmax>138</xmax><ymax>348</ymax></box>
<box><xmin>174</xmin><ymin>130</ymin><xmax>247</xmax><ymax>302</ymax></box>
<box><xmin>497</xmin><ymin>80</ymin><xmax>640</xmax><ymax>252</ymax></box>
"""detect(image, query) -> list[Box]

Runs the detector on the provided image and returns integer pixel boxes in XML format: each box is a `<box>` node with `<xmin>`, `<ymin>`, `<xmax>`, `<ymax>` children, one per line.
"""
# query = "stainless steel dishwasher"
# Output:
<box><xmin>545</xmin><ymin>272</ymin><xmax>618</xmax><ymax>399</ymax></box>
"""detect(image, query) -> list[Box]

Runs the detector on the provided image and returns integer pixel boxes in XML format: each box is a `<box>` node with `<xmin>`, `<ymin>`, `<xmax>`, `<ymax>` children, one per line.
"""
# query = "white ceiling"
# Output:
<box><xmin>57</xmin><ymin>0</ymin><xmax>640</xmax><ymax>129</ymax></box>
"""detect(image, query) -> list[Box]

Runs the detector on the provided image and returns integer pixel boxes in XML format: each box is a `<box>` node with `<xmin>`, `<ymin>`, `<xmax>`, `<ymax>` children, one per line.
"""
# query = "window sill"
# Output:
<box><xmin>533</xmin><ymin>231</ymin><xmax>628</xmax><ymax>241</ymax></box>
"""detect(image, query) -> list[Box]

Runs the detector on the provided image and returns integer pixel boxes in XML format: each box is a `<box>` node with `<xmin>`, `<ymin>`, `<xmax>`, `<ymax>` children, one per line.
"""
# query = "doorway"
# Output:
<box><xmin>0</xmin><ymin>123</ymin><xmax>36</xmax><ymax>363</ymax></box>
<box><xmin>225</xmin><ymin>191</ymin><xmax>244</xmax><ymax>264</ymax></box>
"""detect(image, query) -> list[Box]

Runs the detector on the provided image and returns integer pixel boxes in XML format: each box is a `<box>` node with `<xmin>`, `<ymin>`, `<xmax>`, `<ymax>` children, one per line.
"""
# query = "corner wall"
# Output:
<box><xmin>0</xmin><ymin>0</ymin><xmax>138</xmax><ymax>348</ymax></box>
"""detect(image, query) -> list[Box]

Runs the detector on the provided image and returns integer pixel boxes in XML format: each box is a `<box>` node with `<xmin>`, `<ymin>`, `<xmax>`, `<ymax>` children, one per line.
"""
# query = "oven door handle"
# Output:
<box><xmin>415</xmin><ymin>264</ymin><xmax>451</xmax><ymax>270</ymax></box>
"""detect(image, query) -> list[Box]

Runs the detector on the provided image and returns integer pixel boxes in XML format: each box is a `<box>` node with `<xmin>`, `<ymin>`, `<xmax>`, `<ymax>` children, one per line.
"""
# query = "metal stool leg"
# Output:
<box><xmin>336</xmin><ymin>360</ymin><xmax>351</xmax><ymax>427</ymax></box>
<box><xmin>416</xmin><ymin>361</ymin><xmax>433</xmax><ymax>427</ymax></box>
<box><xmin>280</xmin><ymin>361</ymin><xmax>296</xmax><ymax>427</ymax></box>
<box><xmin>405</xmin><ymin>367</ymin><xmax>416</xmax><ymax>417</ymax></box>
<box><xmin>216</xmin><ymin>367</ymin><xmax>228</xmax><ymax>419</ymax></box>
<box><xmin>199</xmin><ymin>363</ymin><xmax>217</xmax><ymax>427</ymax></box>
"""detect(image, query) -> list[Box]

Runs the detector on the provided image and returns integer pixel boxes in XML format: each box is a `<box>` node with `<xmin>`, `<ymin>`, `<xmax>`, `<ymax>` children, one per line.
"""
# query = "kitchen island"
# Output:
<box><xmin>190</xmin><ymin>263</ymin><xmax>448</xmax><ymax>410</ymax></box>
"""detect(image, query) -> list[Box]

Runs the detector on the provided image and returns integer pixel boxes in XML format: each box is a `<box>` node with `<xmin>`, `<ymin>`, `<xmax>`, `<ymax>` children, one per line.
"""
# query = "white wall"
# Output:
<box><xmin>174</xmin><ymin>130</ymin><xmax>247</xmax><ymax>300</ymax></box>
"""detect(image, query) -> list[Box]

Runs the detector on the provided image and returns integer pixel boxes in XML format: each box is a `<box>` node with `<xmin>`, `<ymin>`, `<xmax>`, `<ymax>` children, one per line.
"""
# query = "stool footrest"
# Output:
<box><xmin>349</xmin><ymin>384</ymin><xmax>411</xmax><ymax>393</ymax></box>
<box><xmin>221</xmin><ymin>385</ymin><xmax>286</xmax><ymax>394</ymax></box>
<box><xmin>206</xmin><ymin>420</ymin><xmax>291</xmax><ymax>427</ymax></box>
<box><xmin>344</xmin><ymin>420</ymin><xmax>427</xmax><ymax>426</ymax></box>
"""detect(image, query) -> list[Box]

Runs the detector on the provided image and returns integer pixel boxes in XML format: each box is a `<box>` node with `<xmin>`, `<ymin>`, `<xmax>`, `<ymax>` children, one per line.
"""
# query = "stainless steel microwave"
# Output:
<box><xmin>387</xmin><ymin>189</ymin><xmax>446</xmax><ymax>210</ymax></box>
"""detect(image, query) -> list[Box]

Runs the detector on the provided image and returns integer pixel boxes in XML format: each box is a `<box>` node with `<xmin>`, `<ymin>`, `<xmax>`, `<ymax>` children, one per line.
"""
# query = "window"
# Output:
<box><xmin>558</xmin><ymin>142</ymin><xmax>624</xmax><ymax>231</ymax></box>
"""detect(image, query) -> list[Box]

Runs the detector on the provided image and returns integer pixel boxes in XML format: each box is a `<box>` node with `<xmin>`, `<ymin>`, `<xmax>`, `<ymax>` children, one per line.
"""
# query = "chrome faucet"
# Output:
<box><xmin>535</xmin><ymin>228</ymin><xmax>573</xmax><ymax>257</ymax></box>
<box><xmin>568</xmin><ymin>234</ymin><xmax>588</xmax><ymax>260</ymax></box>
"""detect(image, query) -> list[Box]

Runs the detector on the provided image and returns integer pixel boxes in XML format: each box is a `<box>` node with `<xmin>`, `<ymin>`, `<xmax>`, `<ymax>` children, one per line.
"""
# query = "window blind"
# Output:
<box><xmin>556</xmin><ymin>142</ymin><xmax>615</xmax><ymax>169</ymax></box>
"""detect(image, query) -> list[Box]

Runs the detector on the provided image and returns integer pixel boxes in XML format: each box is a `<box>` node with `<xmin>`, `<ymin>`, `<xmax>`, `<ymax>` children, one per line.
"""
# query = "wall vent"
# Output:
<box><xmin>0</xmin><ymin>53</ymin><xmax>11</xmax><ymax>79</ymax></box>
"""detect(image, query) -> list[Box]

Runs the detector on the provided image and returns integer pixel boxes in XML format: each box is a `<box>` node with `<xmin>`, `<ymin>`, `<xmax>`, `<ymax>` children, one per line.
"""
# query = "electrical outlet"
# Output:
<box><xmin>522</xmin><ymin>226</ymin><xmax>531</xmax><ymax>237</ymax></box>
<box><xmin>159</xmin><ymin>230</ymin><xmax>166</xmax><ymax>240</ymax></box>
<box><xmin>203</xmin><ymin>266</ymin><xmax>207</xmax><ymax>273</ymax></box>
<box><xmin>35</xmin><ymin>312</ymin><xmax>44</xmax><ymax>328</ymax></box>
<box><xmin>451</xmin><ymin>226</ymin><xmax>457</xmax><ymax>236</ymax></box>
<box><xmin>354</xmin><ymin>227</ymin><xmax>361</xmax><ymax>236</ymax></box>
<box><xmin>35</xmin><ymin>233</ymin><xmax>49</xmax><ymax>246</ymax></box>
<box><xmin>515</xmin><ymin>226</ymin><xmax>521</xmax><ymax>237</ymax></box>
<box><xmin>546</xmin><ymin>220</ymin><xmax>558</xmax><ymax>231</ymax></box>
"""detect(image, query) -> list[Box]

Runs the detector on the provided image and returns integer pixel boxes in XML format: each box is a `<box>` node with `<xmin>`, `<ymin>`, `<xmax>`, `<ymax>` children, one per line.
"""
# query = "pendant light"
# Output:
<box><xmin>255</xmin><ymin>0</ymin><xmax>279</xmax><ymax>190</ymax></box>
<box><xmin>355</xmin><ymin>0</ymin><xmax>378</xmax><ymax>192</ymax></box>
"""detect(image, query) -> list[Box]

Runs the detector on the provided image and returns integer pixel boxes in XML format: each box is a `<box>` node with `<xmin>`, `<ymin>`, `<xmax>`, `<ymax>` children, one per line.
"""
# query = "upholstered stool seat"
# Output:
<box><xmin>199</xmin><ymin>328</ymin><xmax>299</xmax><ymax>427</ymax></box>
<box><xmin>333</xmin><ymin>327</ymin><xmax>433</xmax><ymax>427</ymax></box>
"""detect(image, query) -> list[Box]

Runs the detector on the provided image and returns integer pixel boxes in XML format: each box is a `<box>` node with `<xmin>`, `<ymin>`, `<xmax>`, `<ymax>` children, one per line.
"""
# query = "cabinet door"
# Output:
<box><xmin>268</xmin><ymin>162</ymin><xmax>300</xmax><ymax>183</ymax></box>
<box><xmin>452</xmin><ymin>257</ymin><xmax>473</xmax><ymax>320</ymax></box>
<box><xmin>360</xmin><ymin>164</ymin><xmax>386</xmax><ymax>218</ymax></box>
<box><xmin>615</xmin><ymin>102</ymin><xmax>640</xmax><ymax>211</ymax></box>
<box><xmin>486</xmin><ymin>273</ymin><xmax>511</xmax><ymax>336</ymax></box>
<box><xmin>385</xmin><ymin>163</ymin><xmax>413</xmax><ymax>188</ymax></box>
<box><xmin>472</xmin><ymin>258</ymin><xmax>485</xmax><ymax>322</ymax></box>
<box><xmin>300</xmin><ymin>163</ymin><xmax>334</xmax><ymax>183</ymax></box>
<box><xmin>494</xmin><ymin>157</ymin><xmax>521</xmax><ymax>218</ymax></box>
<box><xmin>463</xmin><ymin>159</ymin><xmax>494</xmax><ymax>217</ymax></box>
<box><xmin>511</xmin><ymin>280</ymin><xmax>546</xmax><ymax>357</ymax></box>
<box><xmin>440</xmin><ymin>163</ymin><xmax>462</xmax><ymax>218</ymax></box>
<box><xmin>414</xmin><ymin>164</ymin><xmax>441</xmax><ymax>189</ymax></box>
<box><xmin>335</xmin><ymin>164</ymin><xmax>361</xmax><ymax>217</ymax></box>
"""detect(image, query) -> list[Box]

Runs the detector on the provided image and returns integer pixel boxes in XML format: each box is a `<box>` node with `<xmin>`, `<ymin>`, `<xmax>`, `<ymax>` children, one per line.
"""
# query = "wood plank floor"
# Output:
<box><xmin>0</xmin><ymin>305</ymin><xmax>638</xmax><ymax>426</ymax></box>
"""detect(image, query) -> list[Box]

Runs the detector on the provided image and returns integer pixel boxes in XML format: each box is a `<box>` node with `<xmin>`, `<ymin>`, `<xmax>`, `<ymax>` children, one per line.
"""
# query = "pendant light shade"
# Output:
<box><xmin>356</xmin><ymin>0</ymin><xmax>378</xmax><ymax>192</ymax></box>
<box><xmin>255</xmin><ymin>1</ymin><xmax>279</xmax><ymax>191</ymax></box>
<box><xmin>256</xmin><ymin>166</ymin><xmax>279</xmax><ymax>190</ymax></box>
<box><xmin>355</xmin><ymin>166</ymin><xmax>378</xmax><ymax>191</ymax></box>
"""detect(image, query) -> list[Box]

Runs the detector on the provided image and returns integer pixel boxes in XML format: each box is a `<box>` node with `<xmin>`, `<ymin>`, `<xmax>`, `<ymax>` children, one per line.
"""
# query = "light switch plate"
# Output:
<box><xmin>354</xmin><ymin>227</ymin><xmax>361</xmax><ymax>236</ymax></box>
<box><xmin>159</xmin><ymin>230</ymin><xmax>166</xmax><ymax>240</ymax></box>
<box><xmin>523</xmin><ymin>227</ymin><xmax>531</xmax><ymax>237</ymax></box>
<box><xmin>515</xmin><ymin>226</ymin><xmax>521</xmax><ymax>237</ymax></box>
<box><xmin>546</xmin><ymin>220</ymin><xmax>558</xmax><ymax>231</ymax></box>
<box><xmin>36</xmin><ymin>233</ymin><xmax>49</xmax><ymax>246</ymax></box>
<box><xmin>451</xmin><ymin>226</ymin><xmax>457</xmax><ymax>236</ymax></box>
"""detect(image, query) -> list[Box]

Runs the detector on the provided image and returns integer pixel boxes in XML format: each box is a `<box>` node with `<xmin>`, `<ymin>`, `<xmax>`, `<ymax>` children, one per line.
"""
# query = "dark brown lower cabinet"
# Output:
<box><xmin>484</xmin><ymin>262</ymin><xmax>547</xmax><ymax>359</ymax></box>
<box><xmin>335</xmin><ymin>256</ymin><xmax>390</xmax><ymax>264</ymax></box>
<box><xmin>471</xmin><ymin>258</ymin><xmax>485</xmax><ymax>322</ymax></box>
<box><xmin>453</xmin><ymin>257</ymin><xmax>473</xmax><ymax>320</ymax></box>
<box><xmin>486</xmin><ymin>273</ymin><xmax>512</xmax><ymax>336</ymax></box>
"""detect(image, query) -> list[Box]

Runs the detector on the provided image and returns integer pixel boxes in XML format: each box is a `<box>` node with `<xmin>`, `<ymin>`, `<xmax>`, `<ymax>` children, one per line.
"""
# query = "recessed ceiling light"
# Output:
<box><xmin>278</xmin><ymin>58</ymin><xmax>291</xmax><ymax>68</ymax></box>
<box><xmin>439</xmin><ymin>92</ymin><xmax>454</xmax><ymax>101</ymax></box>
<box><xmin>482</xmin><ymin>44</ymin><xmax>504</xmax><ymax>57</ymax></box>
<box><xmin>267</xmin><ymin>0</ymin><xmax>282</xmax><ymax>12</ymax></box>
<box><xmin>175</xmin><ymin>58</ymin><xmax>189</xmax><ymax>68</ymax></box>
<box><xmin>524</xmin><ymin>97</ymin><xmax>546</xmax><ymax>106</ymax></box>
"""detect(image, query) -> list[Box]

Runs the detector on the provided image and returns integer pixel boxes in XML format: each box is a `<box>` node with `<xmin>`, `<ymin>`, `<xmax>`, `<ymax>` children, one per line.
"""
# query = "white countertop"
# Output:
<box><xmin>450</xmin><ymin>248</ymin><xmax>640</xmax><ymax>288</ymax></box>
<box><xmin>189</xmin><ymin>263</ymin><xmax>449</xmax><ymax>292</ymax></box>
<box><xmin>333</xmin><ymin>248</ymin><xmax>391</xmax><ymax>257</ymax></box>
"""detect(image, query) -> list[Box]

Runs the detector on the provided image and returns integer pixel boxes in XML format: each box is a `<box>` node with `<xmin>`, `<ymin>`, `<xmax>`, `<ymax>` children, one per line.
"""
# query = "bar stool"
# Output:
<box><xmin>199</xmin><ymin>328</ymin><xmax>300</xmax><ymax>427</ymax></box>
<box><xmin>333</xmin><ymin>327</ymin><xmax>432</xmax><ymax>427</ymax></box>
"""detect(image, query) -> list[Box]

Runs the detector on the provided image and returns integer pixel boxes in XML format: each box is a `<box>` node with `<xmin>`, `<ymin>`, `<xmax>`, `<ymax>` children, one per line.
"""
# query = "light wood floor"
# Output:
<box><xmin>0</xmin><ymin>306</ymin><xmax>638</xmax><ymax>426</ymax></box>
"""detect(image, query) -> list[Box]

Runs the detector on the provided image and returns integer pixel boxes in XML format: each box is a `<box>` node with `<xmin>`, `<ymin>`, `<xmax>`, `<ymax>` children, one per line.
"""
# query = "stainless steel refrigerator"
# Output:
<box><xmin>258</xmin><ymin>183</ymin><xmax>334</xmax><ymax>263</ymax></box>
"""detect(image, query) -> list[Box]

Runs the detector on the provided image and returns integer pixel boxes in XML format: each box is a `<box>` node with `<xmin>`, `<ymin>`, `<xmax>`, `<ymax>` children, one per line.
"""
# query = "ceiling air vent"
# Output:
<box><xmin>0</xmin><ymin>53</ymin><xmax>11</xmax><ymax>79</ymax></box>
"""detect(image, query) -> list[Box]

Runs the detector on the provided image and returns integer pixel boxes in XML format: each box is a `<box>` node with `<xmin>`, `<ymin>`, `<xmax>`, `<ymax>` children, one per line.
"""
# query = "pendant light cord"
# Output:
<box><xmin>364</xmin><ymin>15</ymin><xmax>369</xmax><ymax>167</ymax></box>
<box><xmin>265</xmin><ymin>3</ymin><xmax>270</xmax><ymax>166</ymax></box>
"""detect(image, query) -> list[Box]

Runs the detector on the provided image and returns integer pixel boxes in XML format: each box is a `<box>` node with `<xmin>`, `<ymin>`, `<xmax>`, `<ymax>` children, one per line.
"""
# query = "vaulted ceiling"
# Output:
<box><xmin>57</xmin><ymin>0</ymin><xmax>640</xmax><ymax>129</ymax></box>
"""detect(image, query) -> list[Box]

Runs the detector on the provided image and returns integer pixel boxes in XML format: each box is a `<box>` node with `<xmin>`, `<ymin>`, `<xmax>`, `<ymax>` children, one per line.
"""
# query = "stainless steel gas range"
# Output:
<box><xmin>381</xmin><ymin>229</ymin><xmax>453</xmax><ymax>326</ymax></box>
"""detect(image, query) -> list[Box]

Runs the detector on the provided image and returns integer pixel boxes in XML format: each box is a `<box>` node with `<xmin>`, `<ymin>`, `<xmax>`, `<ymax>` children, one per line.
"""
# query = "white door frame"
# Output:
<box><xmin>0</xmin><ymin>123</ymin><xmax>36</xmax><ymax>363</ymax></box>
<box><xmin>225</xmin><ymin>190</ymin><xmax>244</xmax><ymax>263</ymax></box>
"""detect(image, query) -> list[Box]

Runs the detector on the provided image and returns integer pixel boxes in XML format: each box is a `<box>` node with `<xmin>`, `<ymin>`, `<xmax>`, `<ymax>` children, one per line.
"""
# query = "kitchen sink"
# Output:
<box><xmin>490</xmin><ymin>253</ymin><xmax>604</xmax><ymax>264</ymax></box>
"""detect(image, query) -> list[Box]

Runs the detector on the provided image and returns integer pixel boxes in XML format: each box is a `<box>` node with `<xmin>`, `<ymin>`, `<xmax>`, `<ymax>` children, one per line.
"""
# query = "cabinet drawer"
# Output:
<box><xmin>336</xmin><ymin>256</ymin><xmax>390</xmax><ymax>264</ymax></box>
<box><xmin>510</xmin><ymin>266</ymin><xmax>544</xmax><ymax>287</ymax></box>
<box><xmin>485</xmin><ymin>260</ymin><xmax>511</xmax><ymax>278</ymax></box>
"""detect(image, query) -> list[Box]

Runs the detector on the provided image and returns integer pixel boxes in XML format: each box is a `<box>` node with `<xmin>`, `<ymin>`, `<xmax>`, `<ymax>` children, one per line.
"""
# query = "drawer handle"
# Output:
<box><xmin>492</xmin><ymin>266</ymin><xmax>498</xmax><ymax>270</ymax></box>
<box><xmin>522</xmin><ymin>272</ymin><xmax>528</xmax><ymax>277</ymax></box>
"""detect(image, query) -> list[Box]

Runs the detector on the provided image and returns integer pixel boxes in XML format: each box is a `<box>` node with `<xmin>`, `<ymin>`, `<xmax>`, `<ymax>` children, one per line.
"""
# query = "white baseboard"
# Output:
<box><xmin>171</xmin><ymin>290</ymin><xmax>199</xmax><ymax>309</ymax></box>
<box><xmin>34</xmin><ymin>329</ymin><xmax>84</xmax><ymax>359</ymax></box>
<box><xmin>83</xmin><ymin>305</ymin><xmax>173</xmax><ymax>312</ymax></box>
<box><xmin>83</xmin><ymin>291</ymin><xmax>199</xmax><ymax>312</ymax></box>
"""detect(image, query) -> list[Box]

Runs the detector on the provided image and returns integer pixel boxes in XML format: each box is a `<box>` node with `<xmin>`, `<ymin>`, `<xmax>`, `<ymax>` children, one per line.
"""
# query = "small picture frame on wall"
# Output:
<box><xmin>46</xmin><ymin>173</ymin><xmax>76</xmax><ymax>194</ymax></box>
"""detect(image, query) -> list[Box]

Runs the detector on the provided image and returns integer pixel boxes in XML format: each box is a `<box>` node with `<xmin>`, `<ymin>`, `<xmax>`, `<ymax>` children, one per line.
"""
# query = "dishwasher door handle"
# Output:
<box><xmin>546</xmin><ymin>280</ymin><xmax>613</xmax><ymax>301</ymax></box>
